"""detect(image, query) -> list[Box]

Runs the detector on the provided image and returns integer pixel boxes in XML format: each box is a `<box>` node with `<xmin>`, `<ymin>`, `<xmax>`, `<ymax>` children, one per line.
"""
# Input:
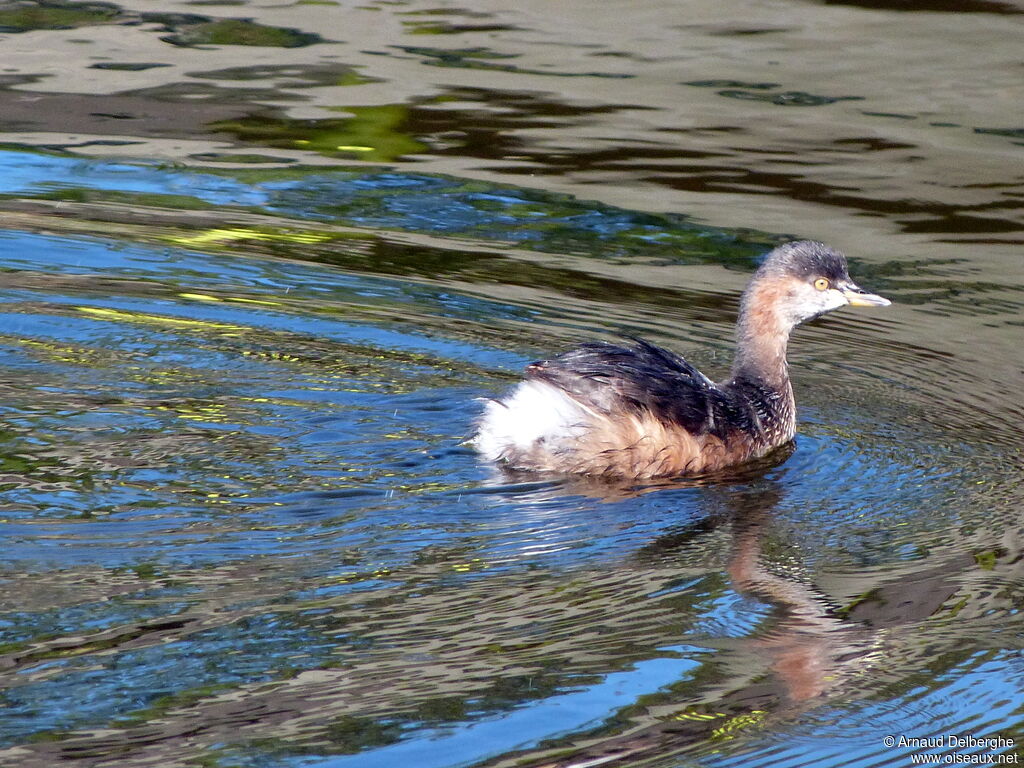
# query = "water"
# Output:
<box><xmin>0</xmin><ymin>1</ymin><xmax>1022</xmax><ymax>767</ymax></box>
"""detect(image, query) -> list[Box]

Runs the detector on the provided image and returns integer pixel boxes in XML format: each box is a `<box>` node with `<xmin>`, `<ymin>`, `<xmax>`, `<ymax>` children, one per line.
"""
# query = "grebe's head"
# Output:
<box><xmin>750</xmin><ymin>240</ymin><xmax>890</xmax><ymax>327</ymax></box>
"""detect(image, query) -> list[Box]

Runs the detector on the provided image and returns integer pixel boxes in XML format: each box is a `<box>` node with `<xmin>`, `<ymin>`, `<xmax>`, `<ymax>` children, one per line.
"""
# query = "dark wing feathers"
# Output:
<box><xmin>526</xmin><ymin>339</ymin><xmax>752</xmax><ymax>439</ymax></box>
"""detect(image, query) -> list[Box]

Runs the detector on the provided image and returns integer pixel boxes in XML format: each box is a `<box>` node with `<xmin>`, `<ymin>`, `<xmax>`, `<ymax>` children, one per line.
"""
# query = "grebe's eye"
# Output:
<box><xmin>813</xmin><ymin>277</ymin><xmax>830</xmax><ymax>291</ymax></box>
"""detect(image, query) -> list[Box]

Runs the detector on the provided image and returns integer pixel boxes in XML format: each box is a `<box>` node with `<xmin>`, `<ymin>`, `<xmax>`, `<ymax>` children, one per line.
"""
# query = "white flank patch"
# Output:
<box><xmin>472</xmin><ymin>380</ymin><xmax>589</xmax><ymax>462</ymax></box>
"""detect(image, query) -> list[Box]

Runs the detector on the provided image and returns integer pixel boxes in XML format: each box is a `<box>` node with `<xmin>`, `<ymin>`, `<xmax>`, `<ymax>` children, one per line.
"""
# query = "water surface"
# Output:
<box><xmin>0</xmin><ymin>1</ymin><xmax>1022</xmax><ymax>767</ymax></box>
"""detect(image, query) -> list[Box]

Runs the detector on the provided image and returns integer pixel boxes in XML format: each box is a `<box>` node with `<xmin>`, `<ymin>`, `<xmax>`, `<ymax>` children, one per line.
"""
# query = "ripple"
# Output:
<box><xmin>0</xmin><ymin>152</ymin><xmax>1021</xmax><ymax>768</ymax></box>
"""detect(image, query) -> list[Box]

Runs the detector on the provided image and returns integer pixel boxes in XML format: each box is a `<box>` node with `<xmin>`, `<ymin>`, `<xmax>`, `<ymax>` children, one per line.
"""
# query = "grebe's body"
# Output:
<box><xmin>473</xmin><ymin>241</ymin><xmax>890</xmax><ymax>478</ymax></box>
<box><xmin>474</xmin><ymin>341</ymin><xmax>795</xmax><ymax>477</ymax></box>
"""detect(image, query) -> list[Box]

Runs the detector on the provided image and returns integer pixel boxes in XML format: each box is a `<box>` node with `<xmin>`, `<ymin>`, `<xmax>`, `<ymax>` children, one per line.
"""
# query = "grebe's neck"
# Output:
<box><xmin>728</xmin><ymin>278</ymin><xmax>795</xmax><ymax>391</ymax></box>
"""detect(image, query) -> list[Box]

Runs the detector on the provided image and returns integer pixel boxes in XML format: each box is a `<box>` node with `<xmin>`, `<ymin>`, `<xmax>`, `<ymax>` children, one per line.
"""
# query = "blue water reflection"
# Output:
<box><xmin>0</xmin><ymin>163</ymin><xmax>1020</xmax><ymax>768</ymax></box>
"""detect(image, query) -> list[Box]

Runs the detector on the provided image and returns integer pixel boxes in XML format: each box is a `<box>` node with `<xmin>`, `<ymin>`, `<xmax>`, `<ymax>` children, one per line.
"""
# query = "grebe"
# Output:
<box><xmin>473</xmin><ymin>241</ymin><xmax>890</xmax><ymax>478</ymax></box>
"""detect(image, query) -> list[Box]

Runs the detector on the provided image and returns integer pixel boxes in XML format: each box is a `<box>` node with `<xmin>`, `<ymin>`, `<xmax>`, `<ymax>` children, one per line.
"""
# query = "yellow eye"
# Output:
<box><xmin>813</xmin><ymin>278</ymin><xmax>830</xmax><ymax>291</ymax></box>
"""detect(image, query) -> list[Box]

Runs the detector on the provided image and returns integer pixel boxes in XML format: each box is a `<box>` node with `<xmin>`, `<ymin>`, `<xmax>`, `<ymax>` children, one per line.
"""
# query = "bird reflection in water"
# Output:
<box><xmin>720</xmin><ymin>482</ymin><xmax>875</xmax><ymax>705</ymax></box>
<box><xmin>513</xmin><ymin>470</ymin><xmax>884</xmax><ymax>768</ymax></box>
<box><xmin>630</xmin><ymin>473</ymin><xmax>880</xmax><ymax>712</ymax></box>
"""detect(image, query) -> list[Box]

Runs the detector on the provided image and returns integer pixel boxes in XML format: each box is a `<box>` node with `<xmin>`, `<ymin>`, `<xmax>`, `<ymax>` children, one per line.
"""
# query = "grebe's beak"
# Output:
<box><xmin>840</xmin><ymin>282</ymin><xmax>891</xmax><ymax>307</ymax></box>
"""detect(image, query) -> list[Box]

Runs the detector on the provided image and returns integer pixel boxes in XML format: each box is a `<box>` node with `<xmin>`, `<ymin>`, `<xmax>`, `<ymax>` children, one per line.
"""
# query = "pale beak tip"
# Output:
<box><xmin>842</xmin><ymin>287</ymin><xmax>891</xmax><ymax>307</ymax></box>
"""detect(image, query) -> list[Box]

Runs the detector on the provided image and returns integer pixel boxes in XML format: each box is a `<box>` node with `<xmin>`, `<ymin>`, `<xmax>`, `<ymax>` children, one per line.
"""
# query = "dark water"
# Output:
<box><xmin>0</xmin><ymin>1</ymin><xmax>1022</xmax><ymax>767</ymax></box>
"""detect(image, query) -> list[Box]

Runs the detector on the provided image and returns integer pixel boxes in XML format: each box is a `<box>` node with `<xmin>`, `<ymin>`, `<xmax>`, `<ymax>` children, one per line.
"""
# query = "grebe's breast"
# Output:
<box><xmin>724</xmin><ymin>373</ymin><xmax>797</xmax><ymax>450</ymax></box>
<box><xmin>474</xmin><ymin>340</ymin><xmax>795</xmax><ymax>478</ymax></box>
